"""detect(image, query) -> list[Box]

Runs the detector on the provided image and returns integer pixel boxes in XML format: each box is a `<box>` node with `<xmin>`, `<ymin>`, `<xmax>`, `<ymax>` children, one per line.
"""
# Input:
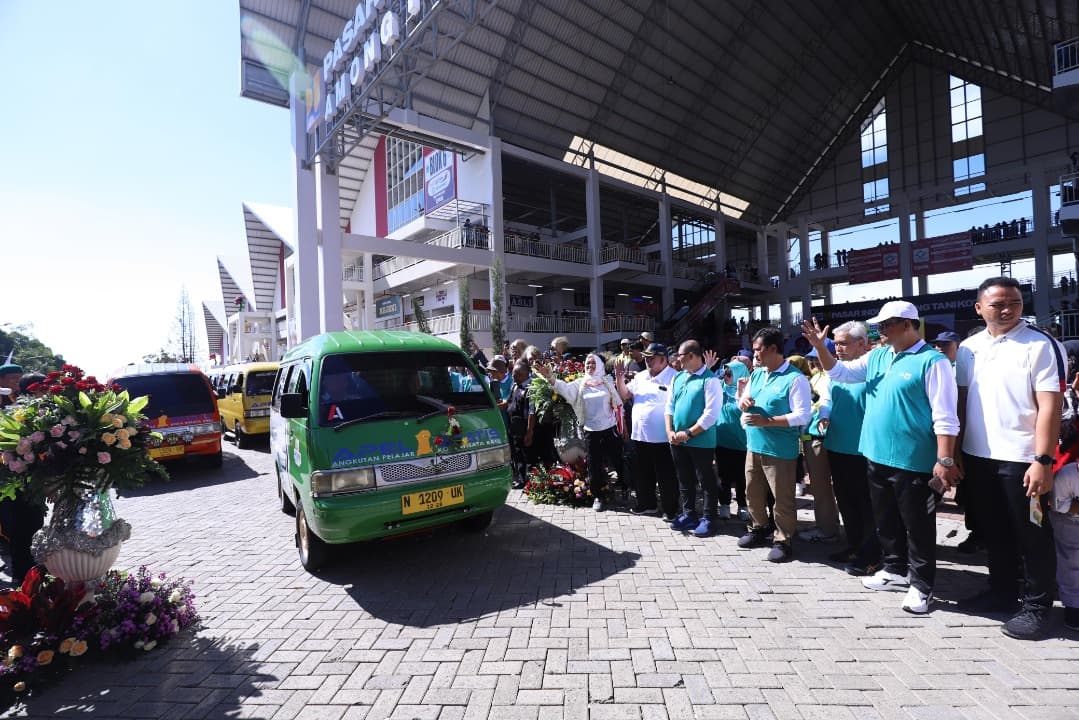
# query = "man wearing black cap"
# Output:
<box><xmin>615</xmin><ymin>343</ymin><xmax>678</xmax><ymax>518</ymax></box>
<box><xmin>0</xmin><ymin>363</ymin><xmax>22</xmax><ymax>408</ymax></box>
<box><xmin>931</xmin><ymin>331</ymin><xmax>961</xmax><ymax>365</ymax></box>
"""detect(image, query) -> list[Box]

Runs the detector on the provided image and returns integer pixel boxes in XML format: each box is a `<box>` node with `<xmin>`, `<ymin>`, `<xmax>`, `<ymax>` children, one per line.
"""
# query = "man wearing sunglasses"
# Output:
<box><xmin>801</xmin><ymin>300</ymin><xmax>959</xmax><ymax>615</ymax></box>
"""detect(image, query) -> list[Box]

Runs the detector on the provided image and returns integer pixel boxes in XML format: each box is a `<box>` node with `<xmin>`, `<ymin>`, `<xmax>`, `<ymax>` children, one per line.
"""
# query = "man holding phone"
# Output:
<box><xmin>802</xmin><ymin>302</ymin><xmax>959</xmax><ymax>615</ymax></box>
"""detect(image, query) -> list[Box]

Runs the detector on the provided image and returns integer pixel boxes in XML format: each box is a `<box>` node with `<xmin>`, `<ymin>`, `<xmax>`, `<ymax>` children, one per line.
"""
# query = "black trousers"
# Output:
<box><xmin>527</xmin><ymin>422</ymin><xmax>558</xmax><ymax>467</ymax></box>
<box><xmin>715</xmin><ymin>445</ymin><xmax>748</xmax><ymax>507</ymax></box>
<box><xmin>830</xmin><ymin>451</ymin><xmax>881</xmax><ymax>563</ymax></box>
<box><xmin>0</xmin><ymin>496</ymin><xmax>45</xmax><ymax>584</ymax></box>
<box><xmin>672</xmin><ymin>444</ymin><xmax>720</xmax><ymax>519</ymax></box>
<box><xmin>584</xmin><ymin>427</ymin><xmax>623</xmax><ymax>498</ymax></box>
<box><xmin>962</xmin><ymin>454</ymin><xmax>1057</xmax><ymax>607</ymax></box>
<box><xmin>867</xmin><ymin>461</ymin><xmax>937</xmax><ymax>594</ymax></box>
<box><xmin>634</xmin><ymin>440</ymin><xmax>678</xmax><ymax>517</ymax></box>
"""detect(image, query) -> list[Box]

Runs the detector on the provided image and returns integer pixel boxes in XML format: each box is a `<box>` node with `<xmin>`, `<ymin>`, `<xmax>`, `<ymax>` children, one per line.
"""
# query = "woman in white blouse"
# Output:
<box><xmin>535</xmin><ymin>353</ymin><xmax>624</xmax><ymax>511</ymax></box>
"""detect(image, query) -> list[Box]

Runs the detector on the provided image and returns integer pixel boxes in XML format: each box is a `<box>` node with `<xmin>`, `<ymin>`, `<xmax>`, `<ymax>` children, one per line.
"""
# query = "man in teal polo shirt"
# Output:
<box><xmin>736</xmin><ymin>327</ymin><xmax>812</xmax><ymax>562</ymax></box>
<box><xmin>802</xmin><ymin>301</ymin><xmax>960</xmax><ymax>614</ymax></box>
<box><xmin>665</xmin><ymin>340</ymin><xmax>723</xmax><ymax>537</ymax></box>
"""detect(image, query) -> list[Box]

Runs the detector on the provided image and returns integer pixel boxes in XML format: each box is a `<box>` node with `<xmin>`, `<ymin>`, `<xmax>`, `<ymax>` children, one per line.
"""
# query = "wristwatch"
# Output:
<box><xmin>686</xmin><ymin>428</ymin><xmax>695</xmax><ymax>438</ymax></box>
<box><xmin>936</xmin><ymin>457</ymin><xmax>955</xmax><ymax>468</ymax></box>
<box><xmin>1034</xmin><ymin>454</ymin><xmax>1053</xmax><ymax>466</ymax></box>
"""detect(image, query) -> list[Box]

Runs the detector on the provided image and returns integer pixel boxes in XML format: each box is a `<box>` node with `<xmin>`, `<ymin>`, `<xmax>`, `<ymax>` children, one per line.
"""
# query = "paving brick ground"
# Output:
<box><xmin>5</xmin><ymin>444</ymin><xmax>1077</xmax><ymax>719</ymax></box>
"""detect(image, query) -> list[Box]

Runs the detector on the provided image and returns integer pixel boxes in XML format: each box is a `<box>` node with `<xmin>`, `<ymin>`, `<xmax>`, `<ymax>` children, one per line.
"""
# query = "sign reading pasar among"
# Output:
<box><xmin>316</xmin><ymin>0</ymin><xmax>429</xmax><ymax>132</ymax></box>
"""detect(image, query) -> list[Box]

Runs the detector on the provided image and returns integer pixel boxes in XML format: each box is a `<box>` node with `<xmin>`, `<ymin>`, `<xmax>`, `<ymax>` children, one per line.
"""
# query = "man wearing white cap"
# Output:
<box><xmin>802</xmin><ymin>300</ymin><xmax>959</xmax><ymax>614</ymax></box>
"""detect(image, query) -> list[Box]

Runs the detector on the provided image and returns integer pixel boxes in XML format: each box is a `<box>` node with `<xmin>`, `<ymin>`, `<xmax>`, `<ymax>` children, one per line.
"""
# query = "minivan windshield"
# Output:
<box><xmin>318</xmin><ymin>351</ymin><xmax>493</xmax><ymax>426</ymax></box>
<box><xmin>113</xmin><ymin>374</ymin><xmax>215</xmax><ymax>418</ymax></box>
<box><xmin>246</xmin><ymin>370</ymin><xmax>276</xmax><ymax>396</ymax></box>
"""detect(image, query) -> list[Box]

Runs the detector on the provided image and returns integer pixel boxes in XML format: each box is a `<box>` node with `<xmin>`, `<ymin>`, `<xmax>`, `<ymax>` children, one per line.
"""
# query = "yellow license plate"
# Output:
<box><xmin>149</xmin><ymin>445</ymin><xmax>185</xmax><ymax>459</ymax></box>
<box><xmin>400</xmin><ymin>484</ymin><xmax>464</xmax><ymax>515</ymax></box>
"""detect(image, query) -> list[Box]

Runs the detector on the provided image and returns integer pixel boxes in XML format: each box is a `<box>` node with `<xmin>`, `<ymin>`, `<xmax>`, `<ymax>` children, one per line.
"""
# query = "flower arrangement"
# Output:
<box><xmin>527</xmin><ymin>359</ymin><xmax>584</xmax><ymax>436</ymax></box>
<box><xmin>0</xmin><ymin>566</ymin><xmax>198</xmax><ymax>703</ymax></box>
<box><xmin>0</xmin><ymin>365</ymin><xmax>167</xmax><ymax>506</ymax></box>
<box><xmin>523</xmin><ymin>462</ymin><xmax>592</xmax><ymax>507</ymax></box>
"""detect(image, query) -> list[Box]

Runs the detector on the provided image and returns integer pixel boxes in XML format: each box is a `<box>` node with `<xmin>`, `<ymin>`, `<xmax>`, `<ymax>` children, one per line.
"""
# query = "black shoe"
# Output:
<box><xmin>737</xmin><ymin>527</ymin><xmax>773</xmax><ymax>549</ymax></box>
<box><xmin>956</xmin><ymin>534</ymin><xmax>983</xmax><ymax>554</ymax></box>
<box><xmin>630</xmin><ymin>506</ymin><xmax>659</xmax><ymax>516</ymax></box>
<box><xmin>958</xmin><ymin>589</ymin><xmax>1020</xmax><ymax>615</ymax></box>
<box><xmin>1065</xmin><ymin>607</ymin><xmax>1079</xmax><ymax>632</ymax></box>
<box><xmin>1001</xmin><ymin>606</ymin><xmax>1052</xmax><ymax>640</ymax></box>
<box><xmin>511</xmin><ymin>480</ymin><xmax>525</xmax><ymax>490</ymax></box>
<box><xmin>828</xmin><ymin>549</ymin><xmax>856</xmax><ymax>564</ymax></box>
<box><xmin>766</xmin><ymin>542</ymin><xmax>793</xmax><ymax>563</ymax></box>
<box><xmin>844</xmin><ymin>558</ymin><xmax>882</xmax><ymax>577</ymax></box>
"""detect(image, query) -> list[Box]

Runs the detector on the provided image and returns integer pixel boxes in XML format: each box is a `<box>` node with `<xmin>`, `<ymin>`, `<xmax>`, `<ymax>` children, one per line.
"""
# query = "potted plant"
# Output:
<box><xmin>0</xmin><ymin>365</ymin><xmax>167</xmax><ymax>583</ymax></box>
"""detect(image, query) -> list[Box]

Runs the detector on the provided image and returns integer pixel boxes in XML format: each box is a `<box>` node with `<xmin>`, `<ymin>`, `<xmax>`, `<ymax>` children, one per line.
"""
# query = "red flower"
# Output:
<box><xmin>61</xmin><ymin>364</ymin><xmax>75</xmax><ymax>372</ymax></box>
<box><xmin>26</xmin><ymin>383</ymin><xmax>41</xmax><ymax>393</ymax></box>
<box><xmin>85</xmin><ymin>376</ymin><xmax>97</xmax><ymax>383</ymax></box>
<box><xmin>111</xmin><ymin>383</ymin><xmax>122</xmax><ymax>392</ymax></box>
<box><xmin>434</xmin><ymin>437</ymin><xmax>444</xmax><ymax>446</ymax></box>
<box><xmin>46</xmin><ymin>371</ymin><xmax>61</xmax><ymax>380</ymax></box>
<box><xmin>60</xmin><ymin>376</ymin><xmax>75</xmax><ymax>385</ymax></box>
<box><xmin>49</xmin><ymin>385</ymin><xmax>63</xmax><ymax>394</ymax></box>
<box><xmin>75</xmin><ymin>380</ymin><xmax>90</xmax><ymax>390</ymax></box>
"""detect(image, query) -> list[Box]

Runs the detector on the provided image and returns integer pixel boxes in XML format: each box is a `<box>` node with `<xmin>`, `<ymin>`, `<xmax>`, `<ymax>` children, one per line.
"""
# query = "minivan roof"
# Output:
<box><xmin>109</xmin><ymin>362</ymin><xmax>204</xmax><ymax>379</ymax></box>
<box><xmin>282</xmin><ymin>330</ymin><xmax>463</xmax><ymax>363</ymax></box>
<box><xmin>222</xmin><ymin>361</ymin><xmax>279</xmax><ymax>373</ymax></box>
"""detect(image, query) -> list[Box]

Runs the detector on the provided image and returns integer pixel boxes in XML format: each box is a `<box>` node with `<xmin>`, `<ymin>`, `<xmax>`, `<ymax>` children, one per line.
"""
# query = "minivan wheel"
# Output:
<box><xmin>459</xmin><ymin>510</ymin><xmax>494</xmax><ymax>533</ymax></box>
<box><xmin>234</xmin><ymin>421</ymin><xmax>250</xmax><ymax>449</ymax></box>
<box><xmin>296</xmin><ymin>504</ymin><xmax>329</xmax><ymax>572</ymax></box>
<box><xmin>276</xmin><ymin>466</ymin><xmax>295</xmax><ymax>515</ymax></box>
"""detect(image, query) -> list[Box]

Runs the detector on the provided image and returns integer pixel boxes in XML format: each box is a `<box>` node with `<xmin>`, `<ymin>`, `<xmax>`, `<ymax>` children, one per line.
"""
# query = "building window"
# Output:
<box><xmin>386</xmin><ymin>138</ymin><xmax>425</xmax><ymax>232</ymax></box>
<box><xmin>861</xmin><ymin>99</ymin><xmax>888</xmax><ymax>216</ymax></box>
<box><xmin>950</xmin><ymin>76</ymin><xmax>985</xmax><ymax>196</ymax></box>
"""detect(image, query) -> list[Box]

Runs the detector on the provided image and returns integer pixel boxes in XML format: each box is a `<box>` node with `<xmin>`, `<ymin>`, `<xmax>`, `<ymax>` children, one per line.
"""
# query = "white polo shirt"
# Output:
<box><xmin>627</xmin><ymin>365</ymin><xmax>678</xmax><ymax>442</ymax></box>
<box><xmin>955</xmin><ymin>321</ymin><xmax>1066</xmax><ymax>463</ymax></box>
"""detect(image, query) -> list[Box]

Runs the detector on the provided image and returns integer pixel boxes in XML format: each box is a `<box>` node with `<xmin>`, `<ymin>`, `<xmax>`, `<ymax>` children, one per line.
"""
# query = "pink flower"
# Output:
<box><xmin>78</xmin><ymin>447</ymin><xmax>87</xmax><ymax>455</ymax></box>
<box><xmin>97</xmin><ymin>452</ymin><xmax>111</xmax><ymax>465</ymax></box>
<box><xmin>16</xmin><ymin>438</ymin><xmax>31</xmax><ymax>454</ymax></box>
<box><xmin>50</xmin><ymin>424</ymin><xmax>65</xmax><ymax>437</ymax></box>
<box><xmin>55</xmin><ymin>441</ymin><xmax>67</xmax><ymax>450</ymax></box>
<box><xmin>29</xmin><ymin>431</ymin><xmax>45</xmax><ymax>443</ymax></box>
<box><xmin>8</xmin><ymin>460</ymin><xmax>26</xmax><ymax>473</ymax></box>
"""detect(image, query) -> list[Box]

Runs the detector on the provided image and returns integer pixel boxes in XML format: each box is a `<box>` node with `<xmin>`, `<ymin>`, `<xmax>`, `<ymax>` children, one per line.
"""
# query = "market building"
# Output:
<box><xmin>208</xmin><ymin>1</ymin><xmax>1079</xmax><ymax>361</ymax></box>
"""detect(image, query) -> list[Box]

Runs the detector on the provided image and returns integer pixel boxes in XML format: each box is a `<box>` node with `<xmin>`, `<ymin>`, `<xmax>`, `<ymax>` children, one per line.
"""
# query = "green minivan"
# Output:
<box><xmin>270</xmin><ymin>330</ymin><xmax>511</xmax><ymax>571</ymax></box>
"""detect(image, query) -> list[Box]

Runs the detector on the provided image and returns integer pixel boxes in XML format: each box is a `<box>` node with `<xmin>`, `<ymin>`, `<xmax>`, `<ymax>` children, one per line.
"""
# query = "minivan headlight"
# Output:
<box><xmin>475</xmin><ymin>446</ymin><xmax>510</xmax><ymax>470</ymax></box>
<box><xmin>311</xmin><ymin>468</ymin><xmax>376</xmax><ymax>497</ymax></box>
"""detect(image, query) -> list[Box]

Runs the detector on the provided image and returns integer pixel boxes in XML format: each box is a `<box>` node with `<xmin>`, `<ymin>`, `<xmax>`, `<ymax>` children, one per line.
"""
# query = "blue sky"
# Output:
<box><xmin>0</xmin><ymin>2</ymin><xmax>293</xmax><ymax>377</ymax></box>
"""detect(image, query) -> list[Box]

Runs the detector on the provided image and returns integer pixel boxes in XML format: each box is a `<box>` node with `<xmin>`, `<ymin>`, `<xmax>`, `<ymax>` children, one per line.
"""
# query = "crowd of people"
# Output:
<box><xmin>479</xmin><ymin>276</ymin><xmax>1078</xmax><ymax>640</ymax></box>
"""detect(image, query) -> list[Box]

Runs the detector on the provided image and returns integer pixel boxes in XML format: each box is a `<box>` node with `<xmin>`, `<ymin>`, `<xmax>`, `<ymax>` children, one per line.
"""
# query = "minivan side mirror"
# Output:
<box><xmin>280</xmin><ymin>393</ymin><xmax>307</xmax><ymax>419</ymax></box>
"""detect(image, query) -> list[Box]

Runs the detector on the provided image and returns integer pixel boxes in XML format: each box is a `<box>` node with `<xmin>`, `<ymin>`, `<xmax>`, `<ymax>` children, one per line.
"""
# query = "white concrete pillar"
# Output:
<box><xmin>586</xmin><ymin>162</ymin><xmax>603</xmax><ymax>346</ymax></box>
<box><xmin>659</xmin><ymin>190</ymin><xmax>674</xmax><ymax>315</ymax></box>
<box><xmin>897</xmin><ymin>199</ymin><xmax>914</xmax><ymax>297</ymax></box>
<box><xmin>714</xmin><ymin>212</ymin><xmax>727</xmax><ymax>274</ymax></box>
<box><xmin>821</xmin><ymin>229</ymin><xmax>833</xmax><ymax>303</ymax></box>
<box><xmin>318</xmin><ymin>161</ymin><xmax>344</xmax><ymax>332</ymax></box>
<box><xmin>1032</xmin><ymin>170</ymin><xmax>1053</xmax><ymax>323</ymax></box>
<box><xmin>362</xmin><ymin>253</ymin><xmax>375</xmax><ymax>329</ymax></box>
<box><xmin>914</xmin><ymin>210</ymin><xmax>928</xmax><ymax>295</ymax></box>
<box><xmin>290</xmin><ymin>73</ymin><xmax>322</xmax><ymax>342</ymax></box>
<box><xmin>798</xmin><ymin>216</ymin><xmax>812</xmax><ymax>323</ymax></box>
<box><xmin>756</xmin><ymin>229</ymin><xmax>769</xmax><ymax>281</ymax></box>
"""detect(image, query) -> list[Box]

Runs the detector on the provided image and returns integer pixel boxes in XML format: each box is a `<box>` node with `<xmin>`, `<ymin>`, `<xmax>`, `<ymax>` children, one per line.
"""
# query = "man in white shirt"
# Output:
<box><xmin>955</xmin><ymin>277</ymin><xmax>1063</xmax><ymax>640</ymax></box>
<box><xmin>616</xmin><ymin>343</ymin><xmax>678</xmax><ymax>518</ymax></box>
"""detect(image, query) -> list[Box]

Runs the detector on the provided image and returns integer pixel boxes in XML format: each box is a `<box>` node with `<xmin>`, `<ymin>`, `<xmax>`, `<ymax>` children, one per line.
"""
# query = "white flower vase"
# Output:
<box><xmin>31</xmin><ymin>489</ymin><xmax>131</xmax><ymax>583</ymax></box>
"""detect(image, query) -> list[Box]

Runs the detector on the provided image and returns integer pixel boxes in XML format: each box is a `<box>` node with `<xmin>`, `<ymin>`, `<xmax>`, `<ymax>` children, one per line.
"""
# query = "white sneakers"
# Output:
<box><xmin>861</xmin><ymin>569</ymin><xmax>910</xmax><ymax>592</ymax></box>
<box><xmin>901</xmin><ymin>586</ymin><xmax>932</xmax><ymax>615</ymax></box>
<box><xmin>862</xmin><ymin>570</ymin><xmax>932</xmax><ymax>613</ymax></box>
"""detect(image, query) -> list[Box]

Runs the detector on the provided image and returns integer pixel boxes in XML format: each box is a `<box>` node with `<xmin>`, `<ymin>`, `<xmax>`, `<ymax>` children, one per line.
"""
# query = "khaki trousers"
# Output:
<box><xmin>745</xmin><ymin>452</ymin><xmax>798</xmax><ymax>544</ymax></box>
<box><xmin>802</xmin><ymin>437</ymin><xmax>839</xmax><ymax>537</ymax></box>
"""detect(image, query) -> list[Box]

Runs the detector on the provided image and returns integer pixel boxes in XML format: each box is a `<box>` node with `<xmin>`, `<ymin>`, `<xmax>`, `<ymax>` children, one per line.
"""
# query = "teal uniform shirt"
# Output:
<box><xmin>859</xmin><ymin>344</ymin><xmax>946</xmax><ymax>473</ymax></box>
<box><xmin>670</xmin><ymin>367</ymin><xmax>718</xmax><ymax>448</ymax></box>
<box><xmin>715</xmin><ymin>361</ymin><xmax>749</xmax><ymax>451</ymax></box>
<box><xmin>822</xmin><ymin>380</ymin><xmax>866</xmax><ymax>456</ymax></box>
<box><xmin>744</xmin><ymin>364</ymin><xmax>803</xmax><ymax>460</ymax></box>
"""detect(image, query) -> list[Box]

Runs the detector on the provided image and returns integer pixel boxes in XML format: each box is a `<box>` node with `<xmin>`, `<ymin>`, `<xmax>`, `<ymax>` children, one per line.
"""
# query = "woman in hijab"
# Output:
<box><xmin>536</xmin><ymin>353</ymin><xmax>624</xmax><ymax>511</ymax></box>
<box><xmin>714</xmin><ymin>356</ymin><xmax>752</xmax><ymax>521</ymax></box>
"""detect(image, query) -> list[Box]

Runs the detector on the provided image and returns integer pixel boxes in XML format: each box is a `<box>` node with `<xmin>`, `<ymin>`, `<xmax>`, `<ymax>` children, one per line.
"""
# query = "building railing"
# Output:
<box><xmin>504</xmin><ymin>232</ymin><xmax>591</xmax><ymax>264</ymax></box>
<box><xmin>600</xmin><ymin>244</ymin><xmax>645</xmax><ymax>265</ymax></box>
<box><xmin>600</xmin><ymin>315</ymin><xmax>656</xmax><ymax>333</ymax></box>
<box><xmin>1063</xmin><ymin>171</ymin><xmax>1079</xmax><ymax>207</ymax></box>
<box><xmin>383</xmin><ymin>312</ymin><xmax>493</xmax><ymax>335</ymax></box>
<box><xmin>1056</xmin><ymin>38</ymin><xmax>1079</xmax><ymax>75</ymax></box>
<box><xmin>342</xmin><ymin>263</ymin><xmax>364</xmax><ymax>282</ymax></box>
<box><xmin>672</xmin><ymin>262</ymin><xmax>710</xmax><ymax>281</ymax></box>
<box><xmin>373</xmin><ymin>227</ymin><xmax>490</xmax><ymax>280</ymax></box>
<box><xmin>646</xmin><ymin>260</ymin><xmax>664</xmax><ymax>275</ymax></box>
<box><xmin>507</xmin><ymin>314</ymin><xmax>594</xmax><ymax>334</ymax></box>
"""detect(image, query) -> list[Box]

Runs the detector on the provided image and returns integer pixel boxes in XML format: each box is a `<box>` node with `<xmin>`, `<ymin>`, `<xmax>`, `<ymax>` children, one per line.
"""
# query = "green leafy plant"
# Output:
<box><xmin>412</xmin><ymin>297</ymin><xmax>432</xmax><ymax>335</ymax></box>
<box><xmin>458</xmin><ymin>280</ymin><xmax>474</xmax><ymax>351</ymax></box>
<box><xmin>490</xmin><ymin>259</ymin><xmax>505</xmax><ymax>352</ymax></box>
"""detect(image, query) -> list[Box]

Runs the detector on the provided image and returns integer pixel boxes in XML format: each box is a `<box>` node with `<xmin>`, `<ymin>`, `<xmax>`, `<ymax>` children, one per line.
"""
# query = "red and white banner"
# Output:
<box><xmin>911</xmin><ymin>232</ymin><xmax>973</xmax><ymax>275</ymax></box>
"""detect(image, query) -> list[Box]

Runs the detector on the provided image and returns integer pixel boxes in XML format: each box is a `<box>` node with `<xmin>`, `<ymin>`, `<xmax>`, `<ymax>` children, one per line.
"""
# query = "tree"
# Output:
<box><xmin>490</xmin><ymin>259</ymin><xmax>505</xmax><ymax>352</ymax></box>
<box><xmin>458</xmin><ymin>280</ymin><xmax>474</xmax><ymax>351</ymax></box>
<box><xmin>0</xmin><ymin>325</ymin><xmax>65</xmax><ymax>374</ymax></box>
<box><xmin>169</xmin><ymin>287</ymin><xmax>200</xmax><ymax>363</ymax></box>
<box><xmin>412</xmin><ymin>297</ymin><xmax>432</xmax><ymax>334</ymax></box>
<box><xmin>142</xmin><ymin>348</ymin><xmax>180</xmax><ymax>363</ymax></box>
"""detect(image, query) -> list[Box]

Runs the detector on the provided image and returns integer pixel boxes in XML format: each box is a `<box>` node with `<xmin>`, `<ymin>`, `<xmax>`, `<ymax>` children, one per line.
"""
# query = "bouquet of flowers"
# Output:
<box><xmin>527</xmin><ymin>359</ymin><xmax>584</xmax><ymax>437</ymax></box>
<box><xmin>522</xmin><ymin>462</ymin><xmax>592</xmax><ymax>507</ymax></box>
<box><xmin>0</xmin><ymin>566</ymin><xmax>199</xmax><ymax>704</ymax></box>
<box><xmin>0</xmin><ymin>365</ymin><xmax>167</xmax><ymax>506</ymax></box>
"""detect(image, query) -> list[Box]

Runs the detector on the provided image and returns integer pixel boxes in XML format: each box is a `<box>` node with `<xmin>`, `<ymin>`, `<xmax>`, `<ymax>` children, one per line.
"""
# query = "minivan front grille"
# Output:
<box><xmin>378</xmin><ymin>453</ymin><xmax>473</xmax><ymax>483</ymax></box>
